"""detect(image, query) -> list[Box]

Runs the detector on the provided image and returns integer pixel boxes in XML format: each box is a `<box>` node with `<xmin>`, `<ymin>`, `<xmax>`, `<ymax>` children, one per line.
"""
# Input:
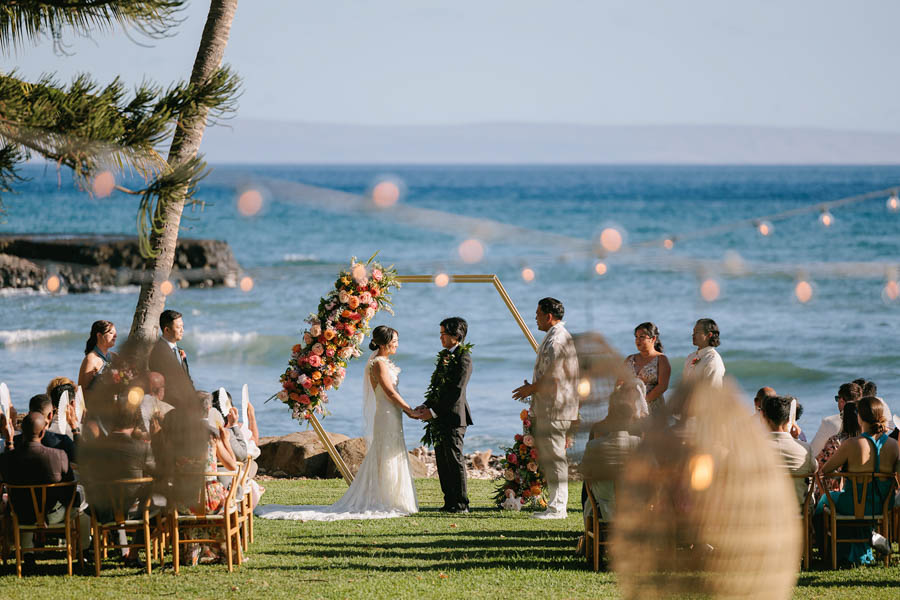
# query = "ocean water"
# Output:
<box><xmin>2</xmin><ymin>164</ymin><xmax>899</xmax><ymax>452</ymax></box>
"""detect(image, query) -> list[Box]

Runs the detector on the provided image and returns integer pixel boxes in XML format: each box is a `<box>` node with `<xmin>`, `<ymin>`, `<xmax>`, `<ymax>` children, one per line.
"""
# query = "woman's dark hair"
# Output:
<box><xmin>84</xmin><ymin>320</ymin><xmax>114</xmax><ymax>355</ymax></box>
<box><xmin>211</xmin><ymin>388</ymin><xmax>233</xmax><ymax>419</ymax></box>
<box><xmin>537</xmin><ymin>297</ymin><xmax>564</xmax><ymax>320</ymax></box>
<box><xmin>858</xmin><ymin>396</ymin><xmax>889</xmax><ymax>435</ymax></box>
<box><xmin>862</xmin><ymin>381</ymin><xmax>877</xmax><ymax>397</ymax></box>
<box><xmin>840</xmin><ymin>401</ymin><xmax>861</xmax><ymax>438</ymax></box>
<box><xmin>837</xmin><ymin>382</ymin><xmax>862</xmax><ymax>404</ymax></box>
<box><xmin>635</xmin><ymin>322</ymin><xmax>663</xmax><ymax>352</ymax></box>
<box><xmin>695</xmin><ymin>318</ymin><xmax>720</xmax><ymax>347</ymax></box>
<box><xmin>440</xmin><ymin>317</ymin><xmax>468</xmax><ymax>342</ymax></box>
<box><xmin>368</xmin><ymin>326</ymin><xmax>398</xmax><ymax>351</ymax></box>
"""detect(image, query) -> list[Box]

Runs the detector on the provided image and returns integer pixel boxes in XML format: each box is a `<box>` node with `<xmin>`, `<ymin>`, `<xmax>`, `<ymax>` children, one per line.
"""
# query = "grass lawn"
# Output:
<box><xmin>1</xmin><ymin>478</ymin><xmax>898</xmax><ymax>599</ymax></box>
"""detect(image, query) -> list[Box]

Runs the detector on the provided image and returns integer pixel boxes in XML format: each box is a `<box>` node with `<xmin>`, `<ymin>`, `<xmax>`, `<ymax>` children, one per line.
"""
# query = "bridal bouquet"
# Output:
<box><xmin>277</xmin><ymin>254</ymin><xmax>399</xmax><ymax>422</ymax></box>
<box><xmin>493</xmin><ymin>407</ymin><xmax>547</xmax><ymax>509</ymax></box>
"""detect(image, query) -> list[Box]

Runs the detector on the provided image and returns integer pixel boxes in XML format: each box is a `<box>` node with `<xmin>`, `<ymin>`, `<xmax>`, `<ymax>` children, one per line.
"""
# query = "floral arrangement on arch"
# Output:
<box><xmin>493</xmin><ymin>407</ymin><xmax>547</xmax><ymax>510</ymax></box>
<box><xmin>277</xmin><ymin>254</ymin><xmax>399</xmax><ymax>422</ymax></box>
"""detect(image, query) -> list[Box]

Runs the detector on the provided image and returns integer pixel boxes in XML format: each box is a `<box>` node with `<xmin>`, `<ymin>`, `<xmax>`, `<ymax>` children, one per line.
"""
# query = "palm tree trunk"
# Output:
<box><xmin>128</xmin><ymin>0</ymin><xmax>239</xmax><ymax>356</ymax></box>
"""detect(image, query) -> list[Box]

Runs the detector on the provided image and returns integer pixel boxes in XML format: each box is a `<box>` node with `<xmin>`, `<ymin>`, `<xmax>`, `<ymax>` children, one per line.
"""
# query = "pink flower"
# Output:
<box><xmin>339</xmin><ymin>290</ymin><xmax>350</xmax><ymax>304</ymax></box>
<box><xmin>359</xmin><ymin>292</ymin><xmax>372</xmax><ymax>305</ymax></box>
<box><xmin>301</xmin><ymin>378</ymin><xmax>313</xmax><ymax>389</ymax></box>
<box><xmin>339</xmin><ymin>347</ymin><xmax>352</xmax><ymax>359</ymax></box>
<box><xmin>349</xmin><ymin>312</ymin><xmax>362</xmax><ymax>321</ymax></box>
<box><xmin>337</xmin><ymin>367</ymin><xmax>346</xmax><ymax>378</ymax></box>
<box><xmin>504</xmin><ymin>469</ymin><xmax>515</xmax><ymax>481</ymax></box>
<box><xmin>507</xmin><ymin>453</ymin><xmax>518</xmax><ymax>465</ymax></box>
<box><xmin>310</xmin><ymin>324</ymin><xmax>322</xmax><ymax>337</ymax></box>
<box><xmin>312</xmin><ymin>343</ymin><xmax>324</xmax><ymax>356</ymax></box>
<box><xmin>372</xmin><ymin>269</ymin><xmax>383</xmax><ymax>281</ymax></box>
<box><xmin>325</xmin><ymin>348</ymin><xmax>335</xmax><ymax>357</ymax></box>
<box><xmin>523</xmin><ymin>419</ymin><xmax>531</xmax><ymax>428</ymax></box>
<box><xmin>365</xmin><ymin>307</ymin><xmax>376</xmax><ymax>320</ymax></box>
<box><xmin>530</xmin><ymin>449</ymin><xmax>538</xmax><ymax>459</ymax></box>
<box><xmin>527</xmin><ymin>461</ymin><xmax>538</xmax><ymax>472</ymax></box>
<box><xmin>297</xmin><ymin>374</ymin><xmax>309</xmax><ymax>384</ymax></box>
<box><xmin>523</xmin><ymin>434</ymin><xmax>534</xmax><ymax>447</ymax></box>
<box><xmin>308</xmin><ymin>354</ymin><xmax>323</xmax><ymax>368</ymax></box>
<box><xmin>514</xmin><ymin>434</ymin><xmax>523</xmax><ymax>442</ymax></box>
<box><xmin>303</xmin><ymin>332</ymin><xmax>313</xmax><ymax>345</ymax></box>
<box><xmin>299</xmin><ymin>394</ymin><xmax>311</xmax><ymax>405</ymax></box>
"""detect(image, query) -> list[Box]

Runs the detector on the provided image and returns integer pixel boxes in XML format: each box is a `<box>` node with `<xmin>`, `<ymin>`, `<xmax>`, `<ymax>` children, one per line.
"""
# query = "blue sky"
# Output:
<box><xmin>4</xmin><ymin>1</ymin><xmax>900</xmax><ymax>131</ymax></box>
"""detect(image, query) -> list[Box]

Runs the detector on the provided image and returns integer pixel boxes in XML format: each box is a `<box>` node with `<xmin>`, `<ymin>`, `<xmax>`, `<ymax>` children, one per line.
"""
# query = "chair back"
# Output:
<box><xmin>172</xmin><ymin>470</ymin><xmax>239</xmax><ymax>517</ymax></box>
<box><xmin>819</xmin><ymin>472</ymin><xmax>898</xmax><ymax>519</ymax></box>
<box><xmin>790</xmin><ymin>472</ymin><xmax>815</xmax><ymax>515</ymax></box>
<box><xmin>89</xmin><ymin>477</ymin><xmax>153</xmax><ymax>524</ymax></box>
<box><xmin>5</xmin><ymin>481</ymin><xmax>78</xmax><ymax>526</ymax></box>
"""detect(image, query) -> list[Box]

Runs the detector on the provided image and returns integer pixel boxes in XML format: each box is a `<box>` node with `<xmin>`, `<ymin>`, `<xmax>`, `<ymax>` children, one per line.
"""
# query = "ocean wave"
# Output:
<box><xmin>189</xmin><ymin>331</ymin><xmax>260</xmax><ymax>356</ymax></box>
<box><xmin>0</xmin><ymin>329</ymin><xmax>72</xmax><ymax>347</ymax></box>
<box><xmin>723</xmin><ymin>359</ymin><xmax>830</xmax><ymax>383</ymax></box>
<box><xmin>281</xmin><ymin>253</ymin><xmax>320</xmax><ymax>264</ymax></box>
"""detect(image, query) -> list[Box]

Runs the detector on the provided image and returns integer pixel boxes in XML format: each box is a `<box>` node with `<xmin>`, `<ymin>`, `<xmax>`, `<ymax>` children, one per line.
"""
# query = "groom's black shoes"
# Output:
<box><xmin>442</xmin><ymin>505</ymin><xmax>469</xmax><ymax>514</ymax></box>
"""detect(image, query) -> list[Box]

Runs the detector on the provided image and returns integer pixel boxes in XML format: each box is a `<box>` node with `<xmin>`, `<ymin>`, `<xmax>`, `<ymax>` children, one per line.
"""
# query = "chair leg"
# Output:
<box><xmin>249</xmin><ymin>510</ymin><xmax>254</xmax><ymax>544</ymax></box>
<box><xmin>145</xmin><ymin>520</ymin><xmax>153</xmax><ymax>575</ymax></box>
<box><xmin>14</xmin><ymin>522</ymin><xmax>22</xmax><ymax>578</ymax></box>
<box><xmin>93</xmin><ymin>524</ymin><xmax>102</xmax><ymax>577</ymax></box>
<box><xmin>65</xmin><ymin>521</ymin><xmax>73</xmax><ymax>576</ymax></box>
<box><xmin>593</xmin><ymin>519</ymin><xmax>600</xmax><ymax>572</ymax></box>
<box><xmin>830</xmin><ymin>519</ymin><xmax>837</xmax><ymax>570</ymax></box>
<box><xmin>171</xmin><ymin>515</ymin><xmax>180</xmax><ymax>575</ymax></box>
<box><xmin>225</xmin><ymin>519</ymin><xmax>233</xmax><ymax>572</ymax></box>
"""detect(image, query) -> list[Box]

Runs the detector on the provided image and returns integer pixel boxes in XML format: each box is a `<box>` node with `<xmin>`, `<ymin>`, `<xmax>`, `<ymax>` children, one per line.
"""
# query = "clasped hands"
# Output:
<box><xmin>405</xmin><ymin>405</ymin><xmax>433</xmax><ymax>420</ymax></box>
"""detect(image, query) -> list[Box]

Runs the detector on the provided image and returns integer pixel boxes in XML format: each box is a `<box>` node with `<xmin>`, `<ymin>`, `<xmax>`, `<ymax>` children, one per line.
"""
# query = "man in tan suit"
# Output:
<box><xmin>761</xmin><ymin>395</ymin><xmax>816</xmax><ymax>505</ymax></box>
<box><xmin>513</xmin><ymin>297</ymin><xmax>579</xmax><ymax>519</ymax></box>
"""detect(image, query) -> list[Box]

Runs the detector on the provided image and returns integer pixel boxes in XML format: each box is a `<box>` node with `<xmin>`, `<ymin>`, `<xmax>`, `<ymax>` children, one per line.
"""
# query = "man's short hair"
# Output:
<box><xmin>754</xmin><ymin>386</ymin><xmax>776</xmax><ymax>406</ymax></box>
<box><xmin>46</xmin><ymin>376</ymin><xmax>75</xmax><ymax>398</ymax></box>
<box><xmin>440</xmin><ymin>317</ymin><xmax>468</xmax><ymax>342</ymax></box>
<box><xmin>838</xmin><ymin>382</ymin><xmax>862</xmax><ymax>404</ymax></box>
<box><xmin>761</xmin><ymin>395</ymin><xmax>793</xmax><ymax>427</ymax></box>
<box><xmin>22</xmin><ymin>411</ymin><xmax>46</xmax><ymax>439</ymax></box>
<box><xmin>159</xmin><ymin>309</ymin><xmax>183</xmax><ymax>331</ymax></box>
<box><xmin>537</xmin><ymin>297</ymin><xmax>564</xmax><ymax>320</ymax></box>
<box><xmin>111</xmin><ymin>400</ymin><xmax>139</xmax><ymax>431</ymax></box>
<box><xmin>49</xmin><ymin>382</ymin><xmax>76</xmax><ymax>410</ymax></box>
<box><xmin>28</xmin><ymin>393</ymin><xmax>53</xmax><ymax>414</ymax></box>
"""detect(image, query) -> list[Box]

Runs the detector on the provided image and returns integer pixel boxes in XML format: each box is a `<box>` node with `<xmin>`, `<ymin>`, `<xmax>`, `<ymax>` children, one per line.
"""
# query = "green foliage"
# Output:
<box><xmin>0</xmin><ymin>1</ymin><xmax>186</xmax><ymax>53</ymax></box>
<box><xmin>421</xmin><ymin>343</ymin><xmax>473</xmax><ymax>448</ymax></box>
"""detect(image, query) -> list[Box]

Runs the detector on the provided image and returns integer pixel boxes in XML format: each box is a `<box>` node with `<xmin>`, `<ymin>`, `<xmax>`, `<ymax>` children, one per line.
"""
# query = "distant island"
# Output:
<box><xmin>202</xmin><ymin>120</ymin><xmax>900</xmax><ymax>165</ymax></box>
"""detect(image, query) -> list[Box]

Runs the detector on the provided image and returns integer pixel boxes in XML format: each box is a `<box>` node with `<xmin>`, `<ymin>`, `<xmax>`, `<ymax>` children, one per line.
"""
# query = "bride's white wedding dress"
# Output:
<box><xmin>255</xmin><ymin>354</ymin><xmax>418</xmax><ymax>521</ymax></box>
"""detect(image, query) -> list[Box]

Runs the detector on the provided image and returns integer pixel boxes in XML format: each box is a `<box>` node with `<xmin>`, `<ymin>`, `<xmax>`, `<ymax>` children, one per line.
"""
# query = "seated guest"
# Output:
<box><xmin>791</xmin><ymin>401</ymin><xmax>807</xmax><ymax>442</ymax></box>
<box><xmin>581</xmin><ymin>380</ymin><xmax>645</xmax><ymax>520</ymax></box>
<box><xmin>810</xmin><ymin>383</ymin><xmax>862</xmax><ymax>458</ymax></box>
<box><xmin>78</xmin><ymin>320</ymin><xmax>116</xmax><ymax>390</ymax></box>
<box><xmin>760</xmin><ymin>395</ymin><xmax>816</xmax><ymax>506</ymax></box>
<box><xmin>754</xmin><ymin>387</ymin><xmax>776</xmax><ymax>414</ymax></box>
<box><xmin>48</xmin><ymin>378</ymin><xmax>82</xmax><ymax>441</ymax></box>
<box><xmin>0</xmin><ymin>412</ymin><xmax>89</xmax><ymax>551</ymax></box>
<box><xmin>12</xmin><ymin>395</ymin><xmax>76</xmax><ymax>462</ymax></box>
<box><xmin>0</xmin><ymin>406</ymin><xmax>17</xmax><ymax>452</ymax></box>
<box><xmin>816</xmin><ymin>401</ymin><xmax>860</xmax><ymax>494</ymax></box>
<box><xmin>817</xmin><ymin>396</ymin><xmax>900</xmax><ymax>565</ymax></box>
<box><xmin>210</xmin><ymin>389</ymin><xmax>248</xmax><ymax>464</ymax></box>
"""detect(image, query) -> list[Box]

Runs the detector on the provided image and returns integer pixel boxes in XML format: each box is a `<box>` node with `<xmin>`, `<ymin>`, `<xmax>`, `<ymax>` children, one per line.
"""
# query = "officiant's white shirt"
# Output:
<box><xmin>682</xmin><ymin>346</ymin><xmax>725</xmax><ymax>387</ymax></box>
<box><xmin>532</xmin><ymin>322</ymin><xmax>579</xmax><ymax>421</ymax></box>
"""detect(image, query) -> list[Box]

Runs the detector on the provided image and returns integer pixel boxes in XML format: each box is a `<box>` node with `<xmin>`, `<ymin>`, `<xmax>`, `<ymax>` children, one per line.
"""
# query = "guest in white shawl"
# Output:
<box><xmin>682</xmin><ymin>318</ymin><xmax>725</xmax><ymax>387</ymax></box>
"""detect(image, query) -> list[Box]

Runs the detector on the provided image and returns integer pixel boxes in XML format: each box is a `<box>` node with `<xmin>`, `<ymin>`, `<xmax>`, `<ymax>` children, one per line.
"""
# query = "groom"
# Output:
<box><xmin>415</xmin><ymin>317</ymin><xmax>473</xmax><ymax>514</ymax></box>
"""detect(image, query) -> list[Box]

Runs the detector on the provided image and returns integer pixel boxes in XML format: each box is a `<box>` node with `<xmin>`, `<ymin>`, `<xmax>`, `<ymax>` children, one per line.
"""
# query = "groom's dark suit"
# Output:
<box><xmin>148</xmin><ymin>338</ymin><xmax>193</xmax><ymax>405</ymax></box>
<box><xmin>424</xmin><ymin>346</ymin><xmax>473</xmax><ymax>512</ymax></box>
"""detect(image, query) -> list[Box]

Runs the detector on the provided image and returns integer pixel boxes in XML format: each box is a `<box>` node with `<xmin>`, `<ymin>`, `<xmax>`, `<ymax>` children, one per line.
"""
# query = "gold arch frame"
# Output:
<box><xmin>311</xmin><ymin>273</ymin><xmax>538</xmax><ymax>485</ymax></box>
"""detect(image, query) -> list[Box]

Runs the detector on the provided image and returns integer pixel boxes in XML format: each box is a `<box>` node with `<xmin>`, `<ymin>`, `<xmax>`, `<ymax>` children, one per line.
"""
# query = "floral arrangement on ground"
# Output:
<box><xmin>493</xmin><ymin>407</ymin><xmax>547</xmax><ymax>510</ymax></box>
<box><xmin>277</xmin><ymin>254</ymin><xmax>399</xmax><ymax>422</ymax></box>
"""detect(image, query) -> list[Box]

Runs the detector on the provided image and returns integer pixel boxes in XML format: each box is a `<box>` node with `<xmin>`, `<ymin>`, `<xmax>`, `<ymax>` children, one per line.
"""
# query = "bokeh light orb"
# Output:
<box><xmin>576</xmin><ymin>378</ymin><xmax>591</xmax><ymax>398</ymax></box>
<box><xmin>594</xmin><ymin>261</ymin><xmax>608</xmax><ymax>276</ymax></box>
<box><xmin>819</xmin><ymin>211</ymin><xmax>834</xmax><ymax>227</ymax></box>
<box><xmin>239</xmin><ymin>276</ymin><xmax>254</xmax><ymax>292</ymax></box>
<box><xmin>599</xmin><ymin>227</ymin><xmax>624</xmax><ymax>253</ymax></box>
<box><xmin>127</xmin><ymin>386</ymin><xmax>145</xmax><ymax>406</ymax></box>
<box><xmin>700</xmin><ymin>278</ymin><xmax>720</xmax><ymax>302</ymax></box>
<box><xmin>92</xmin><ymin>171</ymin><xmax>116</xmax><ymax>198</ymax></box>
<box><xmin>372</xmin><ymin>181</ymin><xmax>400</xmax><ymax>208</ymax></box>
<box><xmin>45</xmin><ymin>275</ymin><xmax>61</xmax><ymax>293</ymax></box>
<box><xmin>434</xmin><ymin>273</ymin><xmax>450</xmax><ymax>288</ymax></box>
<box><xmin>757</xmin><ymin>221</ymin><xmax>773</xmax><ymax>236</ymax></box>
<box><xmin>883</xmin><ymin>280</ymin><xmax>899</xmax><ymax>302</ymax></box>
<box><xmin>795</xmin><ymin>280</ymin><xmax>813</xmax><ymax>303</ymax></box>
<box><xmin>888</xmin><ymin>194</ymin><xmax>899</xmax><ymax>212</ymax></box>
<box><xmin>160</xmin><ymin>280</ymin><xmax>174</xmax><ymax>296</ymax></box>
<box><xmin>237</xmin><ymin>189</ymin><xmax>264</xmax><ymax>216</ymax></box>
<box><xmin>663</xmin><ymin>238</ymin><xmax>674</xmax><ymax>250</ymax></box>
<box><xmin>458</xmin><ymin>239</ymin><xmax>484</xmax><ymax>263</ymax></box>
<box><xmin>521</xmin><ymin>267</ymin><xmax>535</xmax><ymax>282</ymax></box>
<box><xmin>689</xmin><ymin>453</ymin><xmax>715</xmax><ymax>491</ymax></box>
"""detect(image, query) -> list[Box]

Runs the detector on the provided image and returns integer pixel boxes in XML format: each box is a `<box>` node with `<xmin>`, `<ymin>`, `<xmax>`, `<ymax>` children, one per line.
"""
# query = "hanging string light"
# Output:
<box><xmin>663</xmin><ymin>238</ymin><xmax>675</xmax><ymax>250</ymax></box>
<box><xmin>700</xmin><ymin>278</ymin><xmax>720</xmax><ymax>302</ymax></box>
<box><xmin>883</xmin><ymin>280</ymin><xmax>899</xmax><ymax>302</ymax></box>
<box><xmin>818</xmin><ymin>210</ymin><xmax>834</xmax><ymax>227</ymax></box>
<box><xmin>756</xmin><ymin>220</ymin><xmax>774</xmax><ymax>237</ymax></box>
<box><xmin>794</xmin><ymin>280</ymin><xmax>813</xmax><ymax>303</ymax></box>
<box><xmin>594</xmin><ymin>261</ymin><xmax>608</xmax><ymax>276</ymax></box>
<box><xmin>433</xmin><ymin>273</ymin><xmax>450</xmax><ymax>288</ymax></box>
<box><xmin>888</xmin><ymin>193</ymin><xmax>899</xmax><ymax>212</ymax></box>
<box><xmin>521</xmin><ymin>267</ymin><xmax>535</xmax><ymax>282</ymax></box>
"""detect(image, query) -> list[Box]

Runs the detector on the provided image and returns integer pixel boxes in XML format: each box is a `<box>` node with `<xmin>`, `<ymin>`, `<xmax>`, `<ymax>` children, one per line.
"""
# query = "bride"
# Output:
<box><xmin>256</xmin><ymin>326</ymin><xmax>419</xmax><ymax>520</ymax></box>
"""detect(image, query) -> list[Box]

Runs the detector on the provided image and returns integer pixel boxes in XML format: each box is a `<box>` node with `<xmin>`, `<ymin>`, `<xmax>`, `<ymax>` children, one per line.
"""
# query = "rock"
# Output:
<box><xmin>408</xmin><ymin>452</ymin><xmax>429</xmax><ymax>478</ymax></box>
<box><xmin>0</xmin><ymin>234</ymin><xmax>241</xmax><ymax>292</ymax></box>
<box><xmin>324</xmin><ymin>437</ymin><xmax>369</xmax><ymax>479</ymax></box>
<box><xmin>257</xmin><ymin>431</ymin><xmax>349</xmax><ymax>478</ymax></box>
<box><xmin>472</xmin><ymin>449</ymin><xmax>492</xmax><ymax>470</ymax></box>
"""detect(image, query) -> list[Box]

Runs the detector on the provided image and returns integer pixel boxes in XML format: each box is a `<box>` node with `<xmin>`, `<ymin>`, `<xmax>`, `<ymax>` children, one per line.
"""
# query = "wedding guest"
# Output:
<box><xmin>512</xmin><ymin>297</ymin><xmax>579</xmax><ymax>519</ymax></box>
<box><xmin>853</xmin><ymin>378</ymin><xmax>877</xmax><ymax>398</ymax></box>
<box><xmin>810</xmin><ymin>382</ymin><xmax>862</xmax><ymax>458</ymax></box>
<box><xmin>622</xmin><ymin>322</ymin><xmax>670</xmax><ymax>415</ymax></box>
<box><xmin>682</xmin><ymin>318</ymin><xmax>725</xmax><ymax>387</ymax></box>
<box><xmin>816</xmin><ymin>396</ymin><xmax>900</xmax><ymax>565</ymax></box>
<box><xmin>78</xmin><ymin>320</ymin><xmax>116</xmax><ymax>390</ymax></box>
<box><xmin>211</xmin><ymin>389</ymin><xmax>249</xmax><ymax>469</ymax></box>
<box><xmin>1</xmin><ymin>412</ymin><xmax>90</xmax><ymax>554</ymax></box>
<box><xmin>149</xmin><ymin>310</ymin><xmax>194</xmax><ymax>402</ymax></box>
<box><xmin>754</xmin><ymin>387</ymin><xmax>776</xmax><ymax>414</ymax></box>
<box><xmin>48</xmin><ymin>378</ymin><xmax>81</xmax><ymax>439</ymax></box>
<box><xmin>12</xmin><ymin>394</ymin><xmax>76</xmax><ymax>462</ymax></box>
<box><xmin>581</xmin><ymin>380</ymin><xmax>645</xmax><ymax>520</ymax></box>
<box><xmin>815</xmin><ymin>400</ymin><xmax>860</xmax><ymax>494</ymax></box>
<box><xmin>760</xmin><ymin>395</ymin><xmax>815</xmax><ymax>505</ymax></box>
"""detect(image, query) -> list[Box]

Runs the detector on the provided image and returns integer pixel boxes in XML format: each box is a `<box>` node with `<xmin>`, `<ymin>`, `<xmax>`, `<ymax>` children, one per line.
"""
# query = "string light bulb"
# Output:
<box><xmin>434</xmin><ymin>273</ymin><xmax>450</xmax><ymax>288</ymax></box>
<box><xmin>756</xmin><ymin>220</ymin><xmax>773</xmax><ymax>236</ymax></box>
<box><xmin>818</xmin><ymin>211</ymin><xmax>834</xmax><ymax>227</ymax></box>
<box><xmin>521</xmin><ymin>267</ymin><xmax>535</xmax><ymax>282</ymax></box>
<box><xmin>888</xmin><ymin>193</ymin><xmax>899</xmax><ymax>212</ymax></box>
<box><xmin>794</xmin><ymin>280</ymin><xmax>813</xmax><ymax>303</ymax></box>
<box><xmin>45</xmin><ymin>275</ymin><xmax>61</xmax><ymax>293</ymax></box>
<box><xmin>663</xmin><ymin>238</ymin><xmax>675</xmax><ymax>250</ymax></box>
<box><xmin>160</xmin><ymin>280</ymin><xmax>174</xmax><ymax>296</ymax></box>
<box><xmin>883</xmin><ymin>280</ymin><xmax>899</xmax><ymax>302</ymax></box>
<box><xmin>700</xmin><ymin>278</ymin><xmax>720</xmax><ymax>302</ymax></box>
<box><xmin>594</xmin><ymin>261</ymin><xmax>607</xmax><ymax>276</ymax></box>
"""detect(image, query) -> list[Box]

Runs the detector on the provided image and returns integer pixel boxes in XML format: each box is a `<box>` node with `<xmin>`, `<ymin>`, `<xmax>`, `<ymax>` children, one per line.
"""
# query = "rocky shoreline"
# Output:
<box><xmin>0</xmin><ymin>234</ymin><xmax>241</xmax><ymax>292</ymax></box>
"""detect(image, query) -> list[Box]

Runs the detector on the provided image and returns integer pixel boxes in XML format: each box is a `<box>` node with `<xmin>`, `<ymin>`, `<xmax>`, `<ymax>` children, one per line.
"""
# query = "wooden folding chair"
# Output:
<box><xmin>89</xmin><ymin>477</ymin><xmax>165</xmax><ymax>575</ymax></box>
<box><xmin>168</xmin><ymin>469</ymin><xmax>242</xmax><ymax>573</ymax></box>
<box><xmin>5</xmin><ymin>481</ymin><xmax>83</xmax><ymax>577</ymax></box>
<box><xmin>233</xmin><ymin>458</ymin><xmax>253</xmax><ymax>552</ymax></box>
<box><xmin>817</xmin><ymin>471</ymin><xmax>898</xmax><ymax>569</ymax></box>
<box><xmin>790</xmin><ymin>472</ymin><xmax>815</xmax><ymax>569</ymax></box>
<box><xmin>584</xmin><ymin>480</ymin><xmax>617</xmax><ymax>572</ymax></box>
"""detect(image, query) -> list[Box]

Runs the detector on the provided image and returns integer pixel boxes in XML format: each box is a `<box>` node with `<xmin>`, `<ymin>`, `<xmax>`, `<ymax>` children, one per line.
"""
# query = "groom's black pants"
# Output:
<box><xmin>435</xmin><ymin>426</ymin><xmax>469</xmax><ymax>510</ymax></box>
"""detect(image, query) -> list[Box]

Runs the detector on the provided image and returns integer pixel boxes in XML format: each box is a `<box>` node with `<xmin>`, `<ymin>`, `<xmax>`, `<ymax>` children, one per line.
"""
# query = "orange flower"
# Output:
<box><xmin>341</xmin><ymin>309</ymin><xmax>352</xmax><ymax>318</ymax></box>
<box><xmin>311</xmin><ymin>370</ymin><xmax>322</xmax><ymax>380</ymax></box>
<box><xmin>309</xmin><ymin>386</ymin><xmax>320</xmax><ymax>396</ymax></box>
<box><xmin>345</xmin><ymin>324</ymin><xmax>356</xmax><ymax>335</ymax></box>
<box><xmin>323</xmin><ymin>329</ymin><xmax>336</xmax><ymax>340</ymax></box>
<box><xmin>522</xmin><ymin>489</ymin><xmax>532</xmax><ymax>498</ymax></box>
<box><xmin>292</xmin><ymin>344</ymin><xmax>302</xmax><ymax>353</ymax></box>
<box><xmin>348</xmin><ymin>296</ymin><xmax>360</xmax><ymax>309</ymax></box>
<box><xmin>323</xmin><ymin>376</ymin><xmax>333</xmax><ymax>388</ymax></box>
<box><xmin>530</xmin><ymin>484</ymin><xmax>542</xmax><ymax>497</ymax></box>
<box><xmin>520</xmin><ymin>409</ymin><xmax>529</xmax><ymax>421</ymax></box>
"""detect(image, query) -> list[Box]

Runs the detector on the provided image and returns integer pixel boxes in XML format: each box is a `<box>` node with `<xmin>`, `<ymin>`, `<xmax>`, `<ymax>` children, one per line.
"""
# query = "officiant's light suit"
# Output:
<box><xmin>532</xmin><ymin>322</ymin><xmax>580</xmax><ymax>515</ymax></box>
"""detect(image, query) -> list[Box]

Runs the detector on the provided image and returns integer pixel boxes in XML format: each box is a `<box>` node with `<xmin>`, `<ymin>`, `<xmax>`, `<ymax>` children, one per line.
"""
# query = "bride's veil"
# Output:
<box><xmin>362</xmin><ymin>352</ymin><xmax>378</xmax><ymax>444</ymax></box>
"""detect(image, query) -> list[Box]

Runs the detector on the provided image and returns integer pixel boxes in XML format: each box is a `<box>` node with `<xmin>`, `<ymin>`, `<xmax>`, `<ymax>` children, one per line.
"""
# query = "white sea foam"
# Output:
<box><xmin>282</xmin><ymin>253</ymin><xmax>319</xmax><ymax>263</ymax></box>
<box><xmin>189</xmin><ymin>330</ymin><xmax>260</xmax><ymax>356</ymax></box>
<box><xmin>0</xmin><ymin>329</ymin><xmax>70</xmax><ymax>347</ymax></box>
